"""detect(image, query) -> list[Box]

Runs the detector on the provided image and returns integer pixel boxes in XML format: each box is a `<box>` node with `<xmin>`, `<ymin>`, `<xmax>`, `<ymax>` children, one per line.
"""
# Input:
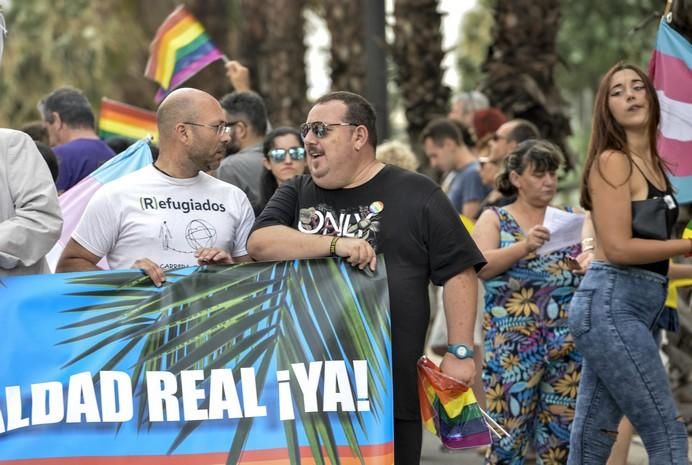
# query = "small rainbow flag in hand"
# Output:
<box><xmin>145</xmin><ymin>5</ymin><xmax>225</xmax><ymax>103</ymax></box>
<box><xmin>417</xmin><ymin>356</ymin><xmax>495</xmax><ymax>449</ymax></box>
<box><xmin>99</xmin><ymin>98</ymin><xmax>158</xmax><ymax>143</ymax></box>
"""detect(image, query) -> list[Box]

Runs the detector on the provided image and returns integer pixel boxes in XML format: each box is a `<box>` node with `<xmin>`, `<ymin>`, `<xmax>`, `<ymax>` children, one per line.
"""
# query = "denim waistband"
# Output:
<box><xmin>588</xmin><ymin>260</ymin><xmax>667</xmax><ymax>284</ymax></box>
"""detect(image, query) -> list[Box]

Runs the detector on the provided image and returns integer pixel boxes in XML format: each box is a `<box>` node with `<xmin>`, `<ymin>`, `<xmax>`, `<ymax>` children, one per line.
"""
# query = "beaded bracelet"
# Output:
<box><xmin>329</xmin><ymin>236</ymin><xmax>340</xmax><ymax>256</ymax></box>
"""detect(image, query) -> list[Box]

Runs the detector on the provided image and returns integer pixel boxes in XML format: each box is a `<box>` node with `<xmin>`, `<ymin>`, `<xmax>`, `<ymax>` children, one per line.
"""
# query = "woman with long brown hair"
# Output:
<box><xmin>567</xmin><ymin>63</ymin><xmax>689</xmax><ymax>465</ymax></box>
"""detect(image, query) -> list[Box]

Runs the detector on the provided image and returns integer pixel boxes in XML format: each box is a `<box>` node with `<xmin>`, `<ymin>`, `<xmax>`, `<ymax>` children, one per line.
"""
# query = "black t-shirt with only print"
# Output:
<box><xmin>252</xmin><ymin>164</ymin><xmax>486</xmax><ymax>420</ymax></box>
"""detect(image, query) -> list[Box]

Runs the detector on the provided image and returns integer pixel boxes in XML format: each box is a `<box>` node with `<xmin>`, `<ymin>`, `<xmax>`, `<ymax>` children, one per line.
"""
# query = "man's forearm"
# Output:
<box><xmin>442</xmin><ymin>267</ymin><xmax>478</xmax><ymax>346</ymax></box>
<box><xmin>248</xmin><ymin>225</ymin><xmax>333</xmax><ymax>261</ymax></box>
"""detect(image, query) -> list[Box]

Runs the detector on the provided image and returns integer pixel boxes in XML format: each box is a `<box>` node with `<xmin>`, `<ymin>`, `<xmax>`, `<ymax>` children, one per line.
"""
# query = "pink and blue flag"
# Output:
<box><xmin>649</xmin><ymin>20</ymin><xmax>692</xmax><ymax>203</ymax></box>
<box><xmin>47</xmin><ymin>138</ymin><xmax>153</xmax><ymax>270</ymax></box>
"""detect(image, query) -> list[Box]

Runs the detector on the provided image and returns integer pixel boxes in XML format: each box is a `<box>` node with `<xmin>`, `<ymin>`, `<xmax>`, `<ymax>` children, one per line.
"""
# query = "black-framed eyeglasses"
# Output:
<box><xmin>182</xmin><ymin>121</ymin><xmax>233</xmax><ymax>136</ymax></box>
<box><xmin>268</xmin><ymin>146</ymin><xmax>306</xmax><ymax>162</ymax></box>
<box><xmin>299</xmin><ymin>121</ymin><xmax>357</xmax><ymax>139</ymax></box>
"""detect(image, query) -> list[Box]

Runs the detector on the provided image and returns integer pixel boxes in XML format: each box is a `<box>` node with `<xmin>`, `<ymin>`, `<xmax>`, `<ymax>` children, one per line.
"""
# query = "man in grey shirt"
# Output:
<box><xmin>216</xmin><ymin>91</ymin><xmax>268</xmax><ymax>215</ymax></box>
<box><xmin>0</xmin><ymin>129</ymin><xmax>63</xmax><ymax>276</ymax></box>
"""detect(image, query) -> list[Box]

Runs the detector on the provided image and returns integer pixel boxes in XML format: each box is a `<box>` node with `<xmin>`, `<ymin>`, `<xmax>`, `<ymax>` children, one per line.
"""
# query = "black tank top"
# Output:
<box><xmin>631</xmin><ymin>162</ymin><xmax>678</xmax><ymax>276</ymax></box>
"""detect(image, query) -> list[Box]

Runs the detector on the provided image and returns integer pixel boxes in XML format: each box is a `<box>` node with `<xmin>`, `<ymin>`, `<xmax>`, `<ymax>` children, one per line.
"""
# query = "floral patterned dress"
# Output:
<box><xmin>482</xmin><ymin>207</ymin><xmax>583</xmax><ymax>465</ymax></box>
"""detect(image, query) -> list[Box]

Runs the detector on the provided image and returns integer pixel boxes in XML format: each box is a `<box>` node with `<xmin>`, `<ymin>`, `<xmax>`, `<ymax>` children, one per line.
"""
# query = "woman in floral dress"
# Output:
<box><xmin>472</xmin><ymin>140</ymin><xmax>584</xmax><ymax>465</ymax></box>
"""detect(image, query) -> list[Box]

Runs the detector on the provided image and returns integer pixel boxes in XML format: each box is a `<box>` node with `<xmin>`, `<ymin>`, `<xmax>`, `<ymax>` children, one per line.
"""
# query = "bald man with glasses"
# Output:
<box><xmin>248</xmin><ymin>91</ymin><xmax>486</xmax><ymax>465</ymax></box>
<box><xmin>57</xmin><ymin>88</ymin><xmax>255</xmax><ymax>286</ymax></box>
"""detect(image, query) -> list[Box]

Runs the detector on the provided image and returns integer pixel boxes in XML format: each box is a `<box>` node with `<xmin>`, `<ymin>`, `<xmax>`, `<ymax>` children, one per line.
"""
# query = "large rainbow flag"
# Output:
<box><xmin>417</xmin><ymin>356</ymin><xmax>492</xmax><ymax>449</ymax></box>
<box><xmin>99</xmin><ymin>98</ymin><xmax>158</xmax><ymax>143</ymax></box>
<box><xmin>145</xmin><ymin>6</ymin><xmax>225</xmax><ymax>103</ymax></box>
<box><xmin>46</xmin><ymin>138</ymin><xmax>153</xmax><ymax>270</ymax></box>
<box><xmin>649</xmin><ymin>19</ymin><xmax>692</xmax><ymax>203</ymax></box>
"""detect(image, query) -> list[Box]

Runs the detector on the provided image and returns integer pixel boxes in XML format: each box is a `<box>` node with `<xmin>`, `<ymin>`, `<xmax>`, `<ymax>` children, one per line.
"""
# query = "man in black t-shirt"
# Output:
<box><xmin>248</xmin><ymin>91</ymin><xmax>486</xmax><ymax>465</ymax></box>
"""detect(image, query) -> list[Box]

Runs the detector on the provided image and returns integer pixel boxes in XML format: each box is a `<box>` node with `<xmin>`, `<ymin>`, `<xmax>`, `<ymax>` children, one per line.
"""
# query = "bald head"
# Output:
<box><xmin>157</xmin><ymin>88</ymin><xmax>222</xmax><ymax>139</ymax></box>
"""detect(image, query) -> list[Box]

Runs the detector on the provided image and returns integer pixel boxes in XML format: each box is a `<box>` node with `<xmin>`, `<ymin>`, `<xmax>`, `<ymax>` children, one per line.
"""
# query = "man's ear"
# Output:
<box><xmin>235</xmin><ymin>121</ymin><xmax>248</xmax><ymax>141</ymax></box>
<box><xmin>353</xmin><ymin>125</ymin><xmax>368</xmax><ymax>151</ymax></box>
<box><xmin>175</xmin><ymin>122</ymin><xmax>190</xmax><ymax>142</ymax></box>
<box><xmin>51</xmin><ymin>112</ymin><xmax>63</xmax><ymax>128</ymax></box>
<box><xmin>443</xmin><ymin>138</ymin><xmax>457</xmax><ymax>151</ymax></box>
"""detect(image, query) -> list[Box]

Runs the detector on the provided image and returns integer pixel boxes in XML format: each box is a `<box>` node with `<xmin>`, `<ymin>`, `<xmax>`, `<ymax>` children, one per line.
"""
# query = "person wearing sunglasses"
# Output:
<box><xmin>488</xmin><ymin>119</ymin><xmax>540</xmax><ymax>166</ymax></box>
<box><xmin>258</xmin><ymin>127</ymin><xmax>307</xmax><ymax>209</ymax></box>
<box><xmin>57</xmin><ymin>88</ymin><xmax>255</xmax><ymax>286</ymax></box>
<box><xmin>248</xmin><ymin>91</ymin><xmax>486</xmax><ymax>465</ymax></box>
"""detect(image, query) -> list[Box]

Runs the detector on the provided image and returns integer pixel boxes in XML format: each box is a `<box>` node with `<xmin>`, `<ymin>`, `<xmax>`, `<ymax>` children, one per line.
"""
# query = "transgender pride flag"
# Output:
<box><xmin>649</xmin><ymin>20</ymin><xmax>692</xmax><ymax>203</ymax></box>
<box><xmin>46</xmin><ymin>138</ymin><xmax>153</xmax><ymax>270</ymax></box>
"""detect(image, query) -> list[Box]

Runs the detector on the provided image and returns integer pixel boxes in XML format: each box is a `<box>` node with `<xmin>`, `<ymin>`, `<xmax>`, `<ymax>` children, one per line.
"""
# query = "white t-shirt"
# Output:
<box><xmin>73</xmin><ymin>165</ymin><xmax>255</xmax><ymax>271</ymax></box>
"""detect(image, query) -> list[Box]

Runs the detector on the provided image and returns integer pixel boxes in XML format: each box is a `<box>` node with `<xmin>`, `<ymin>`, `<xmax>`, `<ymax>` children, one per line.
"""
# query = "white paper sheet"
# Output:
<box><xmin>536</xmin><ymin>207</ymin><xmax>585</xmax><ymax>255</ymax></box>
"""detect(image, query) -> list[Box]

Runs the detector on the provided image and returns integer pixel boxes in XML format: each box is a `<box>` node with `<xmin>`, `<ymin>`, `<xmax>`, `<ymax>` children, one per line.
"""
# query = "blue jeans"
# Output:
<box><xmin>567</xmin><ymin>261</ymin><xmax>688</xmax><ymax>465</ymax></box>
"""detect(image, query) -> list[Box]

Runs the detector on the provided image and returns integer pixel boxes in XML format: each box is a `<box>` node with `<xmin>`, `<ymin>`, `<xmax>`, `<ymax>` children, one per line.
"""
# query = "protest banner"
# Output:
<box><xmin>0</xmin><ymin>258</ymin><xmax>393</xmax><ymax>464</ymax></box>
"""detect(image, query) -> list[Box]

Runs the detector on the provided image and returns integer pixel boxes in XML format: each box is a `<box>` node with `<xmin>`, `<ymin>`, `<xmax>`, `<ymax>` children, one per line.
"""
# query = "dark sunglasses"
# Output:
<box><xmin>268</xmin><ymin>146</ymin><xmax>306</xmax><ymax>162</ymax></box>
<box><xmin>299</xmin><ymin>121</ymin><xmax>356</xmax><ymax>139</ymax></box>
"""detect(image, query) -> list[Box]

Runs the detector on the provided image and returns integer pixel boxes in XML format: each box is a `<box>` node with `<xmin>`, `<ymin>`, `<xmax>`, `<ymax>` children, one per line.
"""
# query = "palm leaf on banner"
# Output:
<box><xmin>58</xmin><ymin>258</ymin><xmax>390</xmax><ymax>465</ymax></box>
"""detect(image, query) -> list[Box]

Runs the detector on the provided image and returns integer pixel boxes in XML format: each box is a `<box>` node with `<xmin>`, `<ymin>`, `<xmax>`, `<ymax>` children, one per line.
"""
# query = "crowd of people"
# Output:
<box><xmin>1</xmin><ymin>53</ymin><xmax>689</xmax><ymax>465</ymax></box>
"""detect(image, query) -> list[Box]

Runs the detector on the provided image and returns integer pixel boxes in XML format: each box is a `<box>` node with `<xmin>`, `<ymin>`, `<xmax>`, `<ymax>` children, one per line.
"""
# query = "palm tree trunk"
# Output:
<box><xmin>670</xmin><ymin>0</ymin><xmax>692</xmax><ymax>41</ymax></box>
<box><xmin>237</xmin><ymin>0</ymin><xmax>268</xmax><ymax>93</ymax></box>
<box><xmin>260</xmin><ymin>0</ymin><xmax>308</xmax><ymax>127</ymax></box>
<box><xmin>481</xmin><ymin>0</ymin><xmax>574</xmax><ymax>169</ymax></box>
<box><xmin>322</xmin><ymin>0</ymin><xmax>366</xmax><ymax>94</ymax></box>
<box><xmin>392</xmin><ymin>0</ymin><xmax>450</xmax><ymax>170</ymax></box>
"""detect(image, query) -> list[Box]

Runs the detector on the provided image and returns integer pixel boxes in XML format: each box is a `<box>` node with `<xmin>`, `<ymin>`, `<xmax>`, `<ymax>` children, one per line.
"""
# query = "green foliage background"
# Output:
<box><xmin>0</xmin><ymin>0</ymin><xmax>157</xmax><ymax>127</ymax></box>
<box><xmin>0</xmin><ymin>0</ymin><xmax>667</xmax><ymax>160</ymax></box>
<box><xmin>455</xmin><ymin>0</ymin><xmax>662</xmax><ymax>168</ymax></box>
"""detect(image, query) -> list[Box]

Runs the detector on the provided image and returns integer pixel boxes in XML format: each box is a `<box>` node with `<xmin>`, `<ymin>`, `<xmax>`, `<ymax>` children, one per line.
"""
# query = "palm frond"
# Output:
<box><xmin>59</xmin><ymin>259</ymin><xmax>391</xmax><ymax>464</ymax></box>
<box><xmin>224</xmin><ymin>346</ymin><xmax>275</xmax><ymax>465</ymax></box>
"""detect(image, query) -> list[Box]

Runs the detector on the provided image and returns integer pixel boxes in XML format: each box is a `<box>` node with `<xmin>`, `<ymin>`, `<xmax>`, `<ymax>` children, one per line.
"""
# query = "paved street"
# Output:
<box><xmin>418</xmin><ymin>353</ymin><xmax>692</xmax><ymax>464</ymax></box>
<box><xmin>420</xmin><ymin>430</ymin><xmax>692</xmax><ymax>464</ymax></box>
<box><xmin>420</xmin><ymin>429</ymin><xmax>485</xmax><ymax>464</ymax></box>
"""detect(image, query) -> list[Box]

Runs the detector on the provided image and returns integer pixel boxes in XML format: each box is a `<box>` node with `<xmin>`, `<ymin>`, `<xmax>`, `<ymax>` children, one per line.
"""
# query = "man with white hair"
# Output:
<box><xmin>0</xmin><ymin>18</ymin><xmax>64</xmax><ymax>277</ymax></box>
<box><xmin>449</xmin><ymin>90</ymin><xmax>489</xmax><ymax>127</ymax></box>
